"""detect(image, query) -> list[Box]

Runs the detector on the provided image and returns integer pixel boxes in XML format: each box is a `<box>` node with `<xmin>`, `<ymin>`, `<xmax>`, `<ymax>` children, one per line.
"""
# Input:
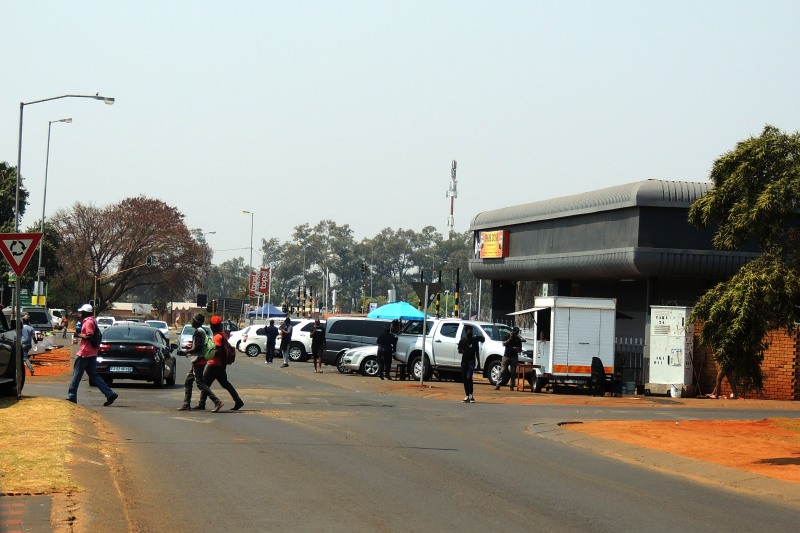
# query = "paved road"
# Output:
<box><xmin>27</xmin><ymin>353</ymin><xmax>800</xmax><ymax>532</ymax></box>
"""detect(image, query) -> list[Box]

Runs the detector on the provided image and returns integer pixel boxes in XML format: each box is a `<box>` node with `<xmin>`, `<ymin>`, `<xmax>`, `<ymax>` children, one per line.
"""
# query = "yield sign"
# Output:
<box><xmin>0</xmin><ymin>232</ymin><xmax>43</xmax><ymax>277</ymax></box>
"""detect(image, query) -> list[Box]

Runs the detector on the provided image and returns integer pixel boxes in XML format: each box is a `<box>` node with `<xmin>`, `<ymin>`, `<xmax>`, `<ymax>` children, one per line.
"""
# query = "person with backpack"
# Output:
<box><xmin>20</xmin><ymin>315</ymin><xmax>37</xmax><ymax>376</ymax></box>
<box><xmin>177</xmin><ymin>314</ymin><xmax>223</xmax><ymax>412</ymax></box>
<box><xmin>198</xmin><ymin>315</ymin><xmax>244</xmax><ymax>410</ymax></box>
<box><xmin>67</xmin><ymin>304</ymin><xmax>118</xmax><ymax>406</ymax></box>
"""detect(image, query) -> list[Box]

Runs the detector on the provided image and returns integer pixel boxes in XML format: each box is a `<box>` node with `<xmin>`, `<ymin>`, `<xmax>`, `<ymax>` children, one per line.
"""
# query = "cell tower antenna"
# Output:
<box><xmin>446</xmin><ymin>160</ymin><xmax>457</xmax><ymax>239</ymax></box>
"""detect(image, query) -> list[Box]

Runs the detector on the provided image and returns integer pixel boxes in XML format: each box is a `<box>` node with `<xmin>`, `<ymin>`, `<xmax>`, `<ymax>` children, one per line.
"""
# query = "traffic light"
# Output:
<box><xmin>361</xmin><ymin>263</ymin><xmax>366</xmax><ymax>274</ymax></box>
<box><xmin>197</xmin><ymin>294</ymin><xmax>208</xmax><ymax>308</ymax></box>
<box><xmin>206</xmin><ymin>299</ymin><xmax>217</xmax><ymax>313</ymax></box>
<box><xmin>146</xmin><ymin>255</ymin><xmax>154</xmax><ymax>267</ymax></box>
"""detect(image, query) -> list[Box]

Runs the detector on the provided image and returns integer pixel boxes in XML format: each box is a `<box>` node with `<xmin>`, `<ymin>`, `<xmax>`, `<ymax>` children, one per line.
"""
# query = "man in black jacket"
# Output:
<box><xmin>376</xmin><ymin>320</ymin><xmax>399</xmax><ymax>380</ymax></box>
<box><xmin>457</xmin><ymin>325</ymin><xmax>485</xmax><ymax>403</ymax></box>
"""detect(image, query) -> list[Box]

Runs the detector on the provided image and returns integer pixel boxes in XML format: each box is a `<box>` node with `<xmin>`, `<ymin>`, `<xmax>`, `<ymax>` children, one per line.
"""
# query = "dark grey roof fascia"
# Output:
<box><xmin>470</xmin><ymin>180</ymin><xmax>711</xmax><ymax>231</ymax></box>
<box><xmin>469</xmin><ymin>247</ymin><xmax>757</xmax><ymax>281</ymax></box>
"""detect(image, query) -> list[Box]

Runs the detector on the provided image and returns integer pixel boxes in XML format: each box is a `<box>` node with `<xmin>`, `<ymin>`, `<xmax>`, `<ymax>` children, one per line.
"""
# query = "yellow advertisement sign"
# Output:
<box><xmin>477</xmin><ymin>230</ymin><xmax>509</xmax><ymax>259</ymax></box>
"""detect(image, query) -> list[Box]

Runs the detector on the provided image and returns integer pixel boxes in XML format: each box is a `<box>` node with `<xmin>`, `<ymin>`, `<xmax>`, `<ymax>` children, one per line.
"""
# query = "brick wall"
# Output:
<box><xmin>694</xmin><ymin>323</ymin><xmax>800</xmax><ymax>401</ymax></box>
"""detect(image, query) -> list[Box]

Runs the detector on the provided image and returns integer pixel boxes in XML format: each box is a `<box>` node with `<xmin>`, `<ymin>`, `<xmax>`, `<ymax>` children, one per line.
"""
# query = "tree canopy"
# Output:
<box><xmin>688</xmin><ymin>125</ymin><xmax>800</xmax><ymax>393</ymax></box>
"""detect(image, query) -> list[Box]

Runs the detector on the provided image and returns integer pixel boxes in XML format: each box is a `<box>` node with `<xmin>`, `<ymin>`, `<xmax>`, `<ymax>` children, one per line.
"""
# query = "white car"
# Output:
<box><xmin>239</xmin><ymin>319</ymin><xmax>302</xmax><ymax>358</ymax></box>
<box><xmin>96</xmin><ymin>316</ymin><xmax>116</xmax><ymax>332</ymax></box>
<box><xmin>145</xmin><ymin>320</ymin><xmax>170</xmax><ymax>337</ymax></box>
<box><xmin>340</xmin><ymin>345</ymin><xmax>380</xmax><ymax>376</ymax></box>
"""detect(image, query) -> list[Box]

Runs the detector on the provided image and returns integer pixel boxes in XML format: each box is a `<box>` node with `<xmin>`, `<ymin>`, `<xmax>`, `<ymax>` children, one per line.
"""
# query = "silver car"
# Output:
<box><xmin>340</xmin><ymin>345</ymin><xmax>381</xmax><ymax>376</ymax></box>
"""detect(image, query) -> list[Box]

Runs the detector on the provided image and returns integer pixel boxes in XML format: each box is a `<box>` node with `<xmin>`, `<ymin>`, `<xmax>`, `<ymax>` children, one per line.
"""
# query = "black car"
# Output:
<box><xmin>0</xmin><ymin>310</ymin><xmax>23</xmax><ymax>396</ymax></box>
<box><xmin>95</xmin><ymin>324</ymin><xmax>178</xmax><ymax>388</ymax></box>
<box><xmin>323</xmin><ymin>317</ymin><xmax>392</xmax><ymax>366</ymax></box>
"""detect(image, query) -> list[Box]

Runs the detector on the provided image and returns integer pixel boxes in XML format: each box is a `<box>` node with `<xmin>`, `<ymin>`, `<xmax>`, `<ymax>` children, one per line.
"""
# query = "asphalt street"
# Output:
<box><xmin>20</xmin><ymin>350</ymin><xmax>800</xmax><ymax>532</ymax></box>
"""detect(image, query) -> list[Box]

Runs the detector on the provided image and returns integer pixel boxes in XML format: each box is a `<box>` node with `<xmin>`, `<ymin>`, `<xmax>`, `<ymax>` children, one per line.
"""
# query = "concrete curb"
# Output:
<box><xmin>528</xmin><ymin>419</ymin><xmax>800</xmax><ymax>506</ymax></box>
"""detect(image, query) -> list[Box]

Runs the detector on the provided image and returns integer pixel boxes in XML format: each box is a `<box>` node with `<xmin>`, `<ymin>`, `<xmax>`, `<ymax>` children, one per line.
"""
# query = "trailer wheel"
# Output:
<box><xmin>531</xmin><ymin>372</ymin><xmax>546</xmax><ymax>393</ymax></box>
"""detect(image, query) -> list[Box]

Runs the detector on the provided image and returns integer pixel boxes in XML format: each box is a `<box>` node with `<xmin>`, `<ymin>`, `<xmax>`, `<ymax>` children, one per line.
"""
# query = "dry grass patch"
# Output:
<box><xmin>0</xmin><ymin>397</ymin><xmax>84</xmax><ymax>494</ymax></box>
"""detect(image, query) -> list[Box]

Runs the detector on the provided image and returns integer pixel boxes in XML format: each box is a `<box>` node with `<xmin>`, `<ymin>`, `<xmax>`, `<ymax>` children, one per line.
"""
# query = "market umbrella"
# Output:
<box><xmin>367</xmin><ymin>301</ymin><xmax>425</xmax><ymax>320</ymax></box>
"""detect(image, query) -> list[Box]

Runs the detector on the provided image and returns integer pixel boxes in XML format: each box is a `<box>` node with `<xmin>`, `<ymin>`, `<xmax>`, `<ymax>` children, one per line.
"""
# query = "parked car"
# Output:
<box><xmin>21</xmin><ymin>306</ymin><xmax>53</xmax><ymax>343</ymax></box>
<box><xmin>340</xmin><ymin>345</ymin><xmax>380</xmax><ymax>376</ymax></box>
<box><xmin>145</xmin><ymin>320</ymin><xmax>170</xmax><ymax>337</ymax></box>
<box><xmin>323</xmin><ymin>317</ymin><xmax>392</xmax><ymax>368</ymax></box>
<box><xmin>178</xmin><ymin>323</ymin><xmax>212</xmax><ymax>353</ymax></box>
<box><xmin>96</xmin><ymin>316</ymin><xmax>116</xmax><ymax>332</ymax></box>
<box><xmin>94</xmin><ymin>323</ymin><xmax>178</xmax><ymax>387</ymax></box>
<box><xmin>239</xmin><ymin>319</ymin><xmax>302</xmax><ymax>358</ymax></box>
<box><xmin>0</xmin><ymin>309</ymin><xmax>23</xmax><ymax>396</ymax></box>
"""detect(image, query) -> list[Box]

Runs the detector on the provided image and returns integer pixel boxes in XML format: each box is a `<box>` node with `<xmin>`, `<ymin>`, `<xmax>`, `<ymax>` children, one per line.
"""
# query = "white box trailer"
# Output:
<box><xmin>511</xmin><ymin>296</ymin><xmax>616</xmax><ymax>392</ymax></box>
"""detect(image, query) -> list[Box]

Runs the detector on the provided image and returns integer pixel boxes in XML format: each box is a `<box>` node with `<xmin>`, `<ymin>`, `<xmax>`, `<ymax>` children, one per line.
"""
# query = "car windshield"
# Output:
<box><xmin>146</xmin><ymin>321</ymin><xmax>167</xmax><ymax>329</ymax></box>
<box><xmin>401</xmin><ymin>320</ymin><xmax>435</xmax><ymax>335</ymax></box>
<box><xmin>103</xmin><ymin>327</ymin><xmax>157</xmax><ymax>342</ymax></box>
<box><xmin>479</xmin><ymin>324</ymin><xmax>514</xmax><ymax>342</ymax></box>
<box><xmin>97</xmin><ymin>318</ymin><xmax>114</xmax><ymax>325</ymax></box>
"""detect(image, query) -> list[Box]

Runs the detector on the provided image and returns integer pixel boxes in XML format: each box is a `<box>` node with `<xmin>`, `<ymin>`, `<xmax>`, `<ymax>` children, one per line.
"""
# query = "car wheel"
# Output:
<box><xmin>288</xmin><ymin>343</ymin><xmax>306</xmax><ymax>362</ymax></box>
<box><xmin>486</xmin><ymin>360</ymin><xmax>502</xmax><ymax>386</ymax></box>
<box><xmin>409</xmin><ymin>355</ymin><xmax>432</xmax><ymax>381</ymax></box>
<box><xmin>336</xmin><ymin>355</ymin><xmax>352</xmax><ymax>374</ymax></box>
<box><xmin>236</xmin><ymin>341</ymin><xmax>242</xmax><ymax>352</ymax></box>
<box><xmin>245</xmin><ymin>344</ymin><xmax>261</xmax><ymax>357</ymax></box>
<box><xmin>166</xmin><ymin>359</ymin><xmax>176</xmax><ymax>386</ymax></box>
<box><xmin>153</xmin><ymin>364</ymin><xmax>164</xmax><ymax>388</ymax></box>
<box><xmin>360</xmin><ymin>356</ymin><xmax>380</xmax><ymax>377</ymax></box>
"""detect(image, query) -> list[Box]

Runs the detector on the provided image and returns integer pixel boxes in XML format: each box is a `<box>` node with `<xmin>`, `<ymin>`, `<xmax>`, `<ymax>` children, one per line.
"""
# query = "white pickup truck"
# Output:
<box><xmin>393</xmin><ymin>319</ymin><xmax>534</xmax><ymax>384</ymax></box>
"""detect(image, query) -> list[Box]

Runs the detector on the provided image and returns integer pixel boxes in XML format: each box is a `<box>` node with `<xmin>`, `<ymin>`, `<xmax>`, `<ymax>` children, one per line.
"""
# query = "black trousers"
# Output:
<box><xmin>200</xmin><ymin>364</ymin><xmax>242</xmax><ymax>406</ymax></box>
<box><xmin>380</xmin><ymin>351</ymin><xmax>393</xmax><ymax>377</ymax></box>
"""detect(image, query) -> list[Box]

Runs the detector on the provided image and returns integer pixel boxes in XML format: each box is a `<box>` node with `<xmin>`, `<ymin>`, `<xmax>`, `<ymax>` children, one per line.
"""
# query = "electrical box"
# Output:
<box><xmin>649</xmin><ymin>306</ymin><xmax>694</xmax><ymax>385</ymax></box>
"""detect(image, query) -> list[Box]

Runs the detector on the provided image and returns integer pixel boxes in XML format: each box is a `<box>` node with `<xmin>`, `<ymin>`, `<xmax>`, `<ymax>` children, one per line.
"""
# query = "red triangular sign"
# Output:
<box><xmin>0</xmin><ymin>233</ymin><xmax>43</xmax><ymax>277</ymax></box>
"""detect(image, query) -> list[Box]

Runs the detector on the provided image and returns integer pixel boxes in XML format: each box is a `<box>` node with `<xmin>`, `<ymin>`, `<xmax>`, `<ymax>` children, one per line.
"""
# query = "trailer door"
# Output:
<box><xmin>566</xmin><ymin>308</ymin><xmax>601</xmax><ymax>376</ymax></box>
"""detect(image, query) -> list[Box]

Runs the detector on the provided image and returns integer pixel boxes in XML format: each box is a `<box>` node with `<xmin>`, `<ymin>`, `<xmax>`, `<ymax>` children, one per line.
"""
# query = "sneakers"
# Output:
<box><xmin>177</xmin><ymin>404</ymin><xmax>191</xmax><ymax>411</ymax></box>
<box><xmin>232</xmin><ymin>401</ymin><xmax>244</xmax><ymax>411</ymax></box>
<box><xmin>193</xmin><ymin>404</ymin><xmax>206</xmax><ymax>410</ymax></box>
<box><xmin>280</xmin><ymin>363</ymin><xmax>289</xmax><ymax>368</ymax></box>
<box><xmin>103</xmin><ymin>393</ymin><xmax>119</xmax><ymax>406</ymax></box>
<box><xmin>509</xmin><ymin>386</ymin><xmax>515</xmax><ymax>391</ymax></box>
<box><xmin>494</xmin><ymin>385</ymin><xmax>500</xmax><ymax>391</ymax></box>
<box><xmin>212</xmin><ymin>401</ymin><xmax>224</xmax><ymax>413</ymax></box>
<box><xmin>469</xmin><ymin>394</ymin><xmax>475</xmax><ymax>403</ymax></box>
<box><xmin>463</xmin><ymin>396</ymin><xmax>470</xmax><ymax>403</ymax></box>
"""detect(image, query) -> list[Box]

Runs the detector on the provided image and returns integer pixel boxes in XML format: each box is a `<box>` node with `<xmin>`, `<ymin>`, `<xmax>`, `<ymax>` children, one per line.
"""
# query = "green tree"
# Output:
<box><xmin>688</xmin><ymin>125</ymin><xmax>800</xmax><ymax>393</ymax></box>
<box><xmin>0</xmin><ymin>162</ymin><xmax>30</xmax><ymax>232</ymax></box>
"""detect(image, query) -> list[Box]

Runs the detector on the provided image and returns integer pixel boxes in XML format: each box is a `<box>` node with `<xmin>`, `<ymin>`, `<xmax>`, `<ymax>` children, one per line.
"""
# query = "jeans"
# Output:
<box><xmin>68</xmin><ymin>356</ymin><xmax>115</xmax><ymax>402</ymax></box>
<box><xmin>461</xmin><ymin>362</ymin><xmax>475</xmax><ymax>396</ymax></box>
<box><xmin>498</xmin><ymin>356</ymin><xmax>518</xmax><ymax>387</ymax></box>
<box><xmin>22</xmin><ymin>345</ymin><xmax>34</xmax><ymax>375</ymax></box>
<box><xmin>199</xmin><ymin>365</ymin><xmax>241</xmax><ymax>406</ymax></box>
<box><xmin>182</xmin><ymin>364</ymin><xmax>219</xmax><ymax>406</ymax></box>
<box><xmin>281</xmin><ymin>343</ymin><xmax>290</xmax><ymax>364</ymax></box>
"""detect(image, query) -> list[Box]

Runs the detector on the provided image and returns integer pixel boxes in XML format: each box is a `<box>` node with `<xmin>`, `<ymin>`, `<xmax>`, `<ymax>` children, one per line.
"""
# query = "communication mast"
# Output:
<box><xmin>446</xmin><ymin>160</ymin><xmax>457</xmax><ymax>239</ymax></box>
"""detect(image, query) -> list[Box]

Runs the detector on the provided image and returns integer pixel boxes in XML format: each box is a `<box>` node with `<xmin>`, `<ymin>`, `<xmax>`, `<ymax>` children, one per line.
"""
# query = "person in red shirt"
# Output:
<box><xmin>198</xmin><ymin>316</ymin><xmax>244</xmax><ymax>411</ymax></box>
<box><xmin>177</xmin><ymin>314</ymin><xmax>223</xmax><ymax>412</ymax></box>
<box><xmin>67</xmin><ymin>304</ymin><xmax>118</xmax><ymax>406</ymax></box>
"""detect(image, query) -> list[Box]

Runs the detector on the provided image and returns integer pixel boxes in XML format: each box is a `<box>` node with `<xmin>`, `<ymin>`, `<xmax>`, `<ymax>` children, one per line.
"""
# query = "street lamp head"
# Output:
<box><xmin>51</xmin><ymin>117</ymin><xmax>73</xmax><ymax>125</ymax></box>
<box><xmin>96</xmin><ymin>95</ymin><xmax>115</xmax><ymax>105</ymax></box>
<box><xmin>241</xmin><ymin>210</ymin><xmax>252</xmax><ymax>215</ymax></box>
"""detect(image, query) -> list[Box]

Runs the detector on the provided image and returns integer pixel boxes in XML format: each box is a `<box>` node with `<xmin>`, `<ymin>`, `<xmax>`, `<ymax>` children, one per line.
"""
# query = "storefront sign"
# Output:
<box><xmin>476</xmin><ymin>230</ymin><xmax>509</xmax><ymax>259</ymax></box>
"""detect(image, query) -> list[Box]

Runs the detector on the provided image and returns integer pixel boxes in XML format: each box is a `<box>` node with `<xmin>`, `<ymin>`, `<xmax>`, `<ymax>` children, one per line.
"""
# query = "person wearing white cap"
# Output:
<box><xmin>67</xmin><ymin>304</ymin><xmax>118</xmax><ymax>406</ymax></box>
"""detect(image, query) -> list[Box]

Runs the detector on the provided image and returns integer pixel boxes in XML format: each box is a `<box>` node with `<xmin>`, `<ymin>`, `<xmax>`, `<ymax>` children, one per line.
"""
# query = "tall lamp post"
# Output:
<box><xmin>466</xmin><ymin>292</ymin><xmax>472</xmax><ymax>319</ymax></box>
<box><xmin>33</xmin><ymin>117</ymin><xmax>72</xmax><ymax>305</ymax></box>
<box><xmin>12</xmin><ymin>93</ymin><xmax>114</xmax><ymax>398</ymax></box>
<box><xmin>241</xmin><ymin>210</ymin><xmax>254</xmax><ymax>297</ymax></box>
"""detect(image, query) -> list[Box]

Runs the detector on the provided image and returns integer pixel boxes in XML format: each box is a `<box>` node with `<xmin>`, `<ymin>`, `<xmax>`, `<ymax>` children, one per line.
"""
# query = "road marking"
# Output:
<box><xmin>170</xmin><ymin>416</ymin><xmax>213</xmax><ymax>423</ymax></box>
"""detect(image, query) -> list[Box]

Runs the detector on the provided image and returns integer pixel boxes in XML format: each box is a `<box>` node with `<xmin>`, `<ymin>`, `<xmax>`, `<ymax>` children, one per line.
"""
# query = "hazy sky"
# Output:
<box><xmin>4</xmin><ymin>1</ymin><xmax>799</xmax><ymax>265</ymax></box>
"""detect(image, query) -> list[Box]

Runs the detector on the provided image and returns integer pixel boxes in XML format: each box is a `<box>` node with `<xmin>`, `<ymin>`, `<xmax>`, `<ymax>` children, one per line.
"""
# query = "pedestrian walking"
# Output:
<box><xmin>376</xmin><ymin>320</ymin><xmax>399</xmax><ymax>380</ymax></box>
<box><xmin>708</xmin><ymin>364</ymin><xmax>739</xmax><ymax>399</ymax></box>
<box><xmin>264</xmin><ymin>319</ymin><xmax>279</xmax><ymax>364</ymax></box>
<box><xmin>60</xmin><ymin>314</ymin><xmax>69</xmax><ymax>339</ymax></box>
<box><xmin>177</xmin><ymin>314</ymin><xmax>223</xmax><ymax>412</ymax></box>
<box><xmin>496</xmin><ymin>326</ymin><xmax>522</xmax><ymax>391</ymax></box>
<box><xmin>457</xmin><ymin>324</ymin><xmax>484</xmax><ymax>403</ymax></box>
<box><xmin>278</xmin><ymin>317</ymin><xmax>293</xmax><ymax>367</ymax></box>
<box><xmin>66</xmin><ymin>304</ymin><xmax>118</xmax><ymax>406</ymax></box>
<box><xmin>310</xmin><ymin>318</ymin><xmax>326</xmax><ymax>373</ymax></box>
<box><xmin>20</xmin><ymin>315</ymin><xmax>37</xmax><ymax>376</ymax></box>
<box><xmin>198</xmin><ymin>316</ymin><xmax>244</xmax><ymax>410</ymax></box>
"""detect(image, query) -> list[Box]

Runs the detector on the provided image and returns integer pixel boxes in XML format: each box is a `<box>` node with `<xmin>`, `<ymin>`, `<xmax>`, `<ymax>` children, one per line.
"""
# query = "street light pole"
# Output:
<box><xmin>467</xmin><ymin>292</ymin><xmax>472</xmax><ymax>319</ymax></box>
<box><xmin>241</xmin><ymin>210</ymin><xmax>254</xmax><ymax>297</ymax></box>
<box><xmin>34</xmin><ymin>117</ymin><xmax>72</xmax><ymax>305</ymax></box>
<box><xmin>13</xmin><ymin>93</ymin><xmax>114</xmax><ymax>398</ymax></box>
